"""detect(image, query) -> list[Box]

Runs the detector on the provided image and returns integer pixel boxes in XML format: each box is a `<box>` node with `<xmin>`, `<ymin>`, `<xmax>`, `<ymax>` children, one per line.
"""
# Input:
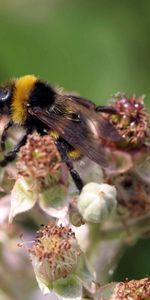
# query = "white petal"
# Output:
<box><xmin>9</xmin><ymin>177</ymin><xmax>37</xmax><ymax>222</ymax></box>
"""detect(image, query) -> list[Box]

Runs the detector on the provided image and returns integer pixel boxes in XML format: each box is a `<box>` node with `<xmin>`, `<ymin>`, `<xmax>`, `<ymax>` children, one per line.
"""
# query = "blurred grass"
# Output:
<box><xmin>0</xmin><ymin>0</ymin><xmax>150</xmax><ymax>281</ymax></box>
<box><xmin>0</xmin><ymin>0</ymin><xmax>150</xmax><ymax>106</ymax></box>
<box><xmin>113</xmin><ymin>238</ymin><xmax>150</xmax><ymax>281</ymax></box>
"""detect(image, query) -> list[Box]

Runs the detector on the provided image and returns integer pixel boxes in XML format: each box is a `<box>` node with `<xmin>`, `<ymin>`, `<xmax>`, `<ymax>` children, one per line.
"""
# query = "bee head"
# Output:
<box><xmin>0</xmin><ymin>75</ymin><xmax>56</xmax><ymax>123</ymax></box>
<box><xmin>0</xmin><ymin>84</ymin><xmax>12</xmax><ymax>114</ymax></box>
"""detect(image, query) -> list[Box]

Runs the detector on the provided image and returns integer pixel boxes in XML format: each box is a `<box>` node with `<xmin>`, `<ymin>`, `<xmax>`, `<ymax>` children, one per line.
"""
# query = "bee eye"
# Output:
<box><xmin>0</xmin><ymin>88</ymin><xmax>11</xmax><ymax>102</ymax></box>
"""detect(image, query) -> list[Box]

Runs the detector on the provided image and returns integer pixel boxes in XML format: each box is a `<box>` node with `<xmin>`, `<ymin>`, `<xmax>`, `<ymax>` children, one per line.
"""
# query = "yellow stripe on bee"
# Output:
<box><xmin>68</xmin><ymin>149</ymin><xmax>81</xmax><ymax>160</ymax></box>
<box><xmin>49</xmin><ymin>130</ymin><xmax>81</xmax><ymax>159</ymax></box>
<box><xmin>49</xmin><ymin>130</ymin><xmax>59</xmax><ymax>140</ymax></box>
<box><xmin>11</xmin><ymin>75</ymin><xmax>38</xmax><ymax>124</ymax></box>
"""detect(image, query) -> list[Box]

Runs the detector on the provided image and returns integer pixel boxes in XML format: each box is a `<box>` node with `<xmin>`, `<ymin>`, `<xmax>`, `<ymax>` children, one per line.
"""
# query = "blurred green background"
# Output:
<box><xmin>0</xmin><ymin>0</ymin><xmax>150</xmax><ymax>282</ymax></box>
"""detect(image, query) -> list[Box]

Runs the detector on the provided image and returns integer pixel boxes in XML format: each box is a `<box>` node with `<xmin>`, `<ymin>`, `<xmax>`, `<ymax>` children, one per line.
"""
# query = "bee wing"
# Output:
<box><xmin>66</xmin><ymin>95</ymin><xmax>121</xmax><ymax>141</ymax></box>
<box><xmin>29</xmin><ymin>106</ymin><xmax>110</xmax><ymax>168</ymax></box>
<box><xmin>64</xmin><ymin>95</ymin><xmax>96</xmax><ymax>109</ymax></box>
<box><xmin>96</xmin><ymin>116</ymin><xmax>121</xmax><ymax>141</ymax></box>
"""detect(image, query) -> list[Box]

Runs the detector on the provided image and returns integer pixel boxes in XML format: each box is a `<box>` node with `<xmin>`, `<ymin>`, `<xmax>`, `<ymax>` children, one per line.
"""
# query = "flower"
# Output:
<box><xmin>102</xmin><ymin>94</ymin><xmax>150</xmax><ymax>218</ymax></box>
<box><xmin>105</xmin><ymin>93</ymin><xmax>150</xmax><ymax>149</ymax></box>
<box><xmin>17</xmin><ymin>133</ymin><xmax>62</xmax><ymax>188</ymax></box>
<box><xmin>28</xmin><ymin>222</ymin><xmax>81</xmax><ymax>295</ymax></box>
<box><xmin>9</xmin><ymin>134</ymin><xmax>68</xmax><ymax>222</ymax></box>
<box><xmin>112</xmin><ymin>277</ymin><xmax>150</xmax><ymax>300</ymax></box>
<box><xmin>95</xmin><ymin>278</ymin><xmax>150</xmax><ymax>300</ymax></box>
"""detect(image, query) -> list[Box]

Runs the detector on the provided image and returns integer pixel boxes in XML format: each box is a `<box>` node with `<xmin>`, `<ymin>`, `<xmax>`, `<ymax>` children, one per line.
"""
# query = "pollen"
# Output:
<box><xmin>50</xmin><ymin>130</ymin><xmax>59</xmax><ymax>140</ymax></box>
<box><xmin>68</xmin><ymin>149</ymin><xmax>81</xmax><ymax>160</ymax></box>
<box><xmin>28</xmin><ymin>222</ymin><xmax>81</xmax><ymax>281</ymax></box>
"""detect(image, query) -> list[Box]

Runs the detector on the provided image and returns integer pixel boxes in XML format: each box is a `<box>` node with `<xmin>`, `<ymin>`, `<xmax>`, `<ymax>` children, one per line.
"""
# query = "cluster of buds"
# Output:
<box><xmin>28</xmin><ymin>222</ymin><xmax>81</xmax><ymax>289</ymax></box>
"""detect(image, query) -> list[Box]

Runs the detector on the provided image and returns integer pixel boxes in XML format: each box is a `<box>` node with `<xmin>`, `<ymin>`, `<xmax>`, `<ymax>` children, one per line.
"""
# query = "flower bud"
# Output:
<box><xmin>77</xmin><ymin>183</ymin><xmax>117</xmax><ymax>223</ymax></box>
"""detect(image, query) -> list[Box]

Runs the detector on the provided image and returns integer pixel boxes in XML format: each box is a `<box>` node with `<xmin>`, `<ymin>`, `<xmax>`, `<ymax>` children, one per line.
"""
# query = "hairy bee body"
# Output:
<box><xmin>0</xmin><ymin>75</ymin><xmax>120</xmax><ymax>191</ymax></box>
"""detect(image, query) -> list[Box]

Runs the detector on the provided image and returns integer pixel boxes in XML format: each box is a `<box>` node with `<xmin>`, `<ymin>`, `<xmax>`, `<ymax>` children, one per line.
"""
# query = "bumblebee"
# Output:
<box><xmin>0</xmin><ymin>75</ymin><xmax>121</xmax><ymax>191</ymax></box>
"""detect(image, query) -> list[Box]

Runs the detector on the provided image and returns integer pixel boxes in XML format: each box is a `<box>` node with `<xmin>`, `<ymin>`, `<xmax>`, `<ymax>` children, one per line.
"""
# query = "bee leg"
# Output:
<box><xmin>0</xmin><ymin>120</ymin><xmax>13</xmax><ymax>151</ymax></box>
<box><xmin>96</xmin><ymin>105</ymin><xmax>118</xmax><ymax>114</ymax></box>
<box><xmin>55</xmin><ymin>140</ymin><xmax>84</xmax><ymax>192</ymax></box>
<box><xmin>0</xmin><ymin>128</ymin><xmax>32</xmax><ymax>167</ymax></box>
